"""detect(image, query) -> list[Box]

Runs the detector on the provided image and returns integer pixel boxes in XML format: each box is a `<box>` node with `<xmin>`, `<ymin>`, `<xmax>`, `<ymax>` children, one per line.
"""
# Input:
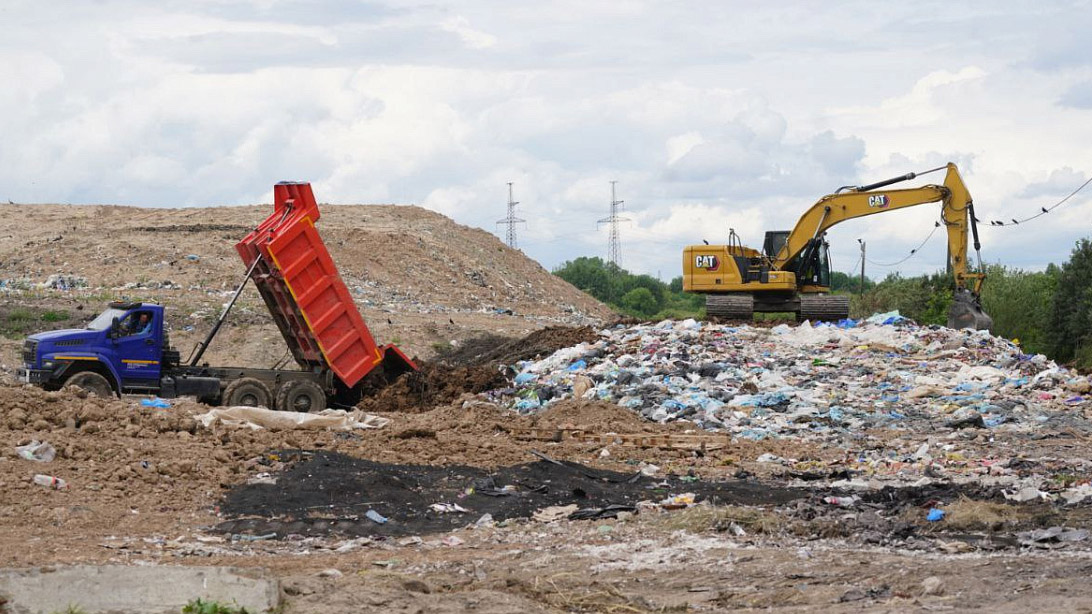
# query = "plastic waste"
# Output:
<box><xmin>16</xmin><ymin>441</ymin><xmax>56</xmax><ymax>462</ymax></box>
<box><xmin>926</xmin><ymin>508</ymin><xmax>945</xmax><ymax>522</ymax></box>
<box><xmin>365</xmin><ymin>509</ymin><xmax>388</xmax><ymax>524</ymax></box>
<box><xmin>823</xmin><ymin>495</ymin><xmax>860</xmax><ymax>507</ymax></box>
<box><xmin>430</xmin><ymin>503</ymin><xmax>469</xmax><ymax>514</ymax></box>
<box><xmin>33</xmin><ymin>474</ymin><xmax>67</xmax><ymax>489</ymax></box>
<box><xmin>492</xmin><ymin>313</ymin><xmax>1090</xmax><ymax>446</ymax></box>
<box><xmin>141</xmin><ymin>398</ymin><xmax>171</xmax><ymax>408</ymax></box>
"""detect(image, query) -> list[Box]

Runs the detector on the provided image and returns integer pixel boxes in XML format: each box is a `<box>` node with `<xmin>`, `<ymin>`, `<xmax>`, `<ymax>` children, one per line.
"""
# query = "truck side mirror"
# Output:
<box><xmin>109</xmin><ymin>317</ymin><xmax>120</xmax><ymax>339</ymax></box>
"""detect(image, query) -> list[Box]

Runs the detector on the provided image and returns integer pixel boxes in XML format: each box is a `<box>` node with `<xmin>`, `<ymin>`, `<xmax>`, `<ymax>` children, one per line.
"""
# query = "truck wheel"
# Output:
<box><xmin>276</xmin><ymin>380</ymin><xmax>327</xmax><ymax>413</ymax></box>
<box><xmin>222</xmin><ymin>378</ymin><xmax>273</xmax><ymax>408</ymax></box>
<box><xmin>65</xmin><ymin>371</ymin><xmax>115</xmax><ymax>398</ymax></box>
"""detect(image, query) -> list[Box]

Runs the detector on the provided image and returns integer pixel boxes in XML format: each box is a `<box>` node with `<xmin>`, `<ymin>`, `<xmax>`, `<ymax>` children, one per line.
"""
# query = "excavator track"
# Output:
<box><xmin>706</xmin><ymin>294</ymin><xmax>754</xmax><ymax>320</ymax></box>
<box><xmin>798</xmin><ymin>294</ymin><xmax>850</xmax><ymax>323</ymax></box>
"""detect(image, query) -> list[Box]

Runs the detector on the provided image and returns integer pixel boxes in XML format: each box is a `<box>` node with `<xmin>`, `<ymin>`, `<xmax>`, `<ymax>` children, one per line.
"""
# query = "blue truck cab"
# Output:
<box><xmin>18</xmin><ymin>302</ymin><xmax>172</xmax><ymax>396</ymax></box>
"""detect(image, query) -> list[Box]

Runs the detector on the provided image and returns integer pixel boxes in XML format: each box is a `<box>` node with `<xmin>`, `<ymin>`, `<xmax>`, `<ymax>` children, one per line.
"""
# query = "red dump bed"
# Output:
<box><xmin>236</xmin><ymin>182</ymin><xmax>415</xmax><ymax>388</ymax></box>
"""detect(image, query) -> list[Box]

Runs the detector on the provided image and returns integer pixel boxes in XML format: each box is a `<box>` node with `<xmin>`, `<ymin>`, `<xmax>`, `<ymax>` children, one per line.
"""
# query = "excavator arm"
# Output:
<box><xmin>775</xmin><ymin>163</ymin><xmax>985</xmax><ymax>295</ymax></box>
<box><xmin>773</xmin><ymin>162</ymin><xmax>990</xmax><ymax>329</ymax></box>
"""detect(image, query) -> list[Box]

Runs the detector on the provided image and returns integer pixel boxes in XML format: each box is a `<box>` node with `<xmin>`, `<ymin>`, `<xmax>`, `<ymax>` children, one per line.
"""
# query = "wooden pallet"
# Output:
<box><xmin>510</xmin><ymin>428</ymin><xmax>730</xmax><ymax>451</ymax></box>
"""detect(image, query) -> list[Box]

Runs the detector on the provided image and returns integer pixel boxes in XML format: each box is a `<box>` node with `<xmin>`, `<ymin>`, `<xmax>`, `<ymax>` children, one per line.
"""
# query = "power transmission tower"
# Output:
<box><xmin>496</xmin><ymin>182</ymin><xmax>525</xmax><ymax>248</ymax></box>
<box><xmin>597</xmin><ymin>181</ymin><xmax>628</xmax><ymax>269</ymax></box>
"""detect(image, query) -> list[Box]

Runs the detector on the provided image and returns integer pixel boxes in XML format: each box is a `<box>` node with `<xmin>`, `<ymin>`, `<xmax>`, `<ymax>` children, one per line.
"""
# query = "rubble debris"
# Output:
<box><xmin>496</xmin><ymin>317</ymin><xmax>1090</xmax><ymax>442</ymax></box>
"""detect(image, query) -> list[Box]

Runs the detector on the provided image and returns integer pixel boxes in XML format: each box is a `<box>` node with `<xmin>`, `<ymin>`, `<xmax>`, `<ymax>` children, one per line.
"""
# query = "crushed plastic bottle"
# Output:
<box><xmin>32</xmin><ymin>474</ymin><xmax>67</xmax><ymax>490</ymax></box>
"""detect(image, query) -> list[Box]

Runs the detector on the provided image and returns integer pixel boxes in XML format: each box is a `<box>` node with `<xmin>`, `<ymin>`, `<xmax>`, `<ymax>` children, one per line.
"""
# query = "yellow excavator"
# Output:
<box><xmin>682</xmin><ymin>162</ymin><xmax>992</xmax><ymax>330</ymax></box>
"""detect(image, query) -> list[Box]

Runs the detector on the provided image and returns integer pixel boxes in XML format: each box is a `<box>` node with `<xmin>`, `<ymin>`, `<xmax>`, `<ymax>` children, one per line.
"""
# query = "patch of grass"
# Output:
<box><xmin>182</xmin><ymin>598</ymin><xmax>252</xmax><ymax>614</ymax></box>
<box><xmin>41</xmin><ymin>310</ymin><xmax>70</xmax><ymax>322</ymax></box>
<box><xmin>754</xmin><ymin>312</ymin><xmax>796</xmax><ymax>321</ymax></box>
<box><xmin>50</xmin><ymin>606</ymin><xmax>87</xmax><ymax>614</ymax></box>
<box><xmin>658</xmin><ymin>504</ymin><xmax>783</xmax><ymax>535</ymax></box>
<box><xmin>7</xmin><ymin>308</ymin><xmax>34</xmax><ymax>323</ymax></box>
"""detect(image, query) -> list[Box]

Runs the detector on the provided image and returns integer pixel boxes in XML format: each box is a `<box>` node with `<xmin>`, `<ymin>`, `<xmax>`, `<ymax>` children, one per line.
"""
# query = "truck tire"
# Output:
<box><xmin>222</xmin><ymin>378</ymin><xmax>273</xmax><ymax>408</ymax></box>
<box><xmin>65</xmin><ymin>371</ymin><xmax>115</xmax><ymax>398</ymax></box>
<box><xmin>276</xmin><ymin>380</ymin><xmax>327</xmax><ymax>413</ymax></box>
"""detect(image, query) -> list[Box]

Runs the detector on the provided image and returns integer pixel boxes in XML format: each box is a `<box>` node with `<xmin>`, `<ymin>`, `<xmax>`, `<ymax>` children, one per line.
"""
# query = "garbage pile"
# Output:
<box><xmin>498</xmin><ymin>315</ymin><xmax>1092</xmax><ymax>441</ymax></box>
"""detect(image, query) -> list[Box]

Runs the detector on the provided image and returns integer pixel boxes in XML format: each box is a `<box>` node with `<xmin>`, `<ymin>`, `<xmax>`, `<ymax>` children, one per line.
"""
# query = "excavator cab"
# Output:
<box><xmin>763</xmin><ymin>231</ymin><xmax>790</xmax><ymax>260</ymax></box>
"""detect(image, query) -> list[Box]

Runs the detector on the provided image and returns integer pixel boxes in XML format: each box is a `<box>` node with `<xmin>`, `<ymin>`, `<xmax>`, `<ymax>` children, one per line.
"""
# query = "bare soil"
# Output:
<box><xmin>3</xmin><ymin>204</ymin><xmax>1092</xmax><ymax>612</ymax></box>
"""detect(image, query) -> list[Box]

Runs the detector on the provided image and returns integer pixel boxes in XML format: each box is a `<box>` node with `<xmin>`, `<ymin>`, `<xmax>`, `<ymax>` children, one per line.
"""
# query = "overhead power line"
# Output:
<box><xmin>865</xmin><ymin>221</ymin><xmax>942</xmax><ymax>267</ymax></box>
<box><xmin>984</xmin><ymin>173</ymin><xmax>1092</xmax><ymax>227</ymax></box>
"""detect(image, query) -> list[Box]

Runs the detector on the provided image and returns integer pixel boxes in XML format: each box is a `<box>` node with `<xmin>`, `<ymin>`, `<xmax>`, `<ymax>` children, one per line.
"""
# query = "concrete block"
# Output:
<box><xmin>0</xmin><ymin>565</ymin><xmax>281</xmax><ymax>614</ymax></box>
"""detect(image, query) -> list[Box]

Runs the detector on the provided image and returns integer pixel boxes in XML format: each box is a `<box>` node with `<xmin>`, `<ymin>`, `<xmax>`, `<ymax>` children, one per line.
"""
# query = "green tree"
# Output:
<box><xmin>1047</xmin><ymin>239</ymin><xmax>1092</xmax><ymax>364</ymax></box>
<box><xmin>554</xmin><ymin>258</ymin><xmax>702</xmax><ymax>319</ymax></box>
<box><xmin>620</xmin><ymin>287</ymin><xmax>658</xmax><ymax>316</ymax></box>
<box><xmin>830</xmin><ymin>270</ymin><xmax>873</xmax><ymax>293</ymax></box>
<box><xmin>980</xmin><ymin>264</ymin><xmax>1057</xmax><ymax>355</ymax></box>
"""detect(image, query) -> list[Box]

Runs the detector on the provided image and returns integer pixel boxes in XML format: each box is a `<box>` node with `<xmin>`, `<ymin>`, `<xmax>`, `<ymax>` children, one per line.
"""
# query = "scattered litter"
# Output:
<box><xmin>16</xmin><ymin>441</ymin><xmax>55</xmax><ymax>463</ymax></box>
<box><xmin>365</xmin><ymin>510</ymin><xmax>388</xmax><ymax>524</ymax></box>
<box><xmin>533</xmin><ymin>504</ymin><xmax>579</xmax><ymax>523</ymax></box>
<box><xmin>1004</xmin><ymin>487</ymin><xmax>1049</xmax><ymax>503</ymax></box>
<box><xmin>430</xmin><ymin>503</ymin><xmax>470</xmax><ymax>514</ymax></box>
<box><xmin>1018</xmin><ymin>526</ymin><xmax>1091</xmax><ymax>547</ymax></box>
<box><xmin>927</xmin><ymin>508</ymin><xmax>946</xmax><ymax>522</ymax></box>
<box><xmin>823</xmin><ymin>495</ymin><xmax>860</xmax><ymax>507</ymax></box>
<box><xmin>140</xmin><ymin>397</ymin><xmax>171</xmax><ymax>408</ymax></box>
<box><xmin>660</xmin><ymin>493</ymin><xmax>696</xmax><ymax>508</ymax></box>
<box><xmin>32</xmin><ymin>474</ymin><xmax>67</xmax><ymax>489</ymax></box>
<box><xmin>495</xmin><ymin>317</ymin><xmax>1089</xmax><ymax>442</ymax></box>
<box><xmin>569</xmin><ymin>504</ymin><xmax>638</xmax><ymax>520</ymax></box>
<box><xmin>196</xmin><ymin>406</ymin><xmax>390</xmax><ymax>431</ymax></box>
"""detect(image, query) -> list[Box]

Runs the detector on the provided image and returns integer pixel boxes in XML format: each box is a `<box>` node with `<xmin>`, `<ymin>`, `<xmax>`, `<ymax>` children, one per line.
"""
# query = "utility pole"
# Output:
<box><xmin>597</xmin><ymin>181</ymin><xmax>628</xmax><ymax>269</ymax></box>
<box><xmin>858</xmin><ymin>239</ymin><xmax>866</xmax><ymax>295</ymax></box>
<box><xmin>496</xmin><ymin>182</ymin><xmax>525</xmax><ymax>249</ymax></box>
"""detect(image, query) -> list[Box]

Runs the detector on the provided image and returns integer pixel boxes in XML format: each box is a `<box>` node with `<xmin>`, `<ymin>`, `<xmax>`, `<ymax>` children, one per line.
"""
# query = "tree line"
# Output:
<box><xmin>553</xmin><ymin>239</ymin><xmax>1092</xmax><ymax>367</ymax></box>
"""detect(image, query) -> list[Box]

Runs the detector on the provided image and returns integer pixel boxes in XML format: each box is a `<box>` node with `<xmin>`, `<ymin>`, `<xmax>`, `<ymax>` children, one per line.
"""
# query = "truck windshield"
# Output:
<box><xmin>86</xmin><ymin>308</ymin><xmax>128</xmax><ymax>331</ymax></box>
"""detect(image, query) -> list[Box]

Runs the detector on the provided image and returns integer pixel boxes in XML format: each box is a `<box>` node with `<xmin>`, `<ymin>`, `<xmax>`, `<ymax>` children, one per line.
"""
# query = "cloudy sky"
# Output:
<box><xmin>4</xmin><ymin>1</ymin><xmax>1091</xmax><ymax>280</ymax></box>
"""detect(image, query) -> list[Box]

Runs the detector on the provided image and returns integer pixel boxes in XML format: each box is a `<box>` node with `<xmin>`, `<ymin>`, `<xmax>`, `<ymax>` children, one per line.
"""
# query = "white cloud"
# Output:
<box><xmin>1</xmin><ymin>0</ymin><xmax>1090</xmax><ymax>282</ymax></box>
<box><xmin>440</xmin><ymin>16</ymin><xmax>498</xmax><ymax>50</ymax></box>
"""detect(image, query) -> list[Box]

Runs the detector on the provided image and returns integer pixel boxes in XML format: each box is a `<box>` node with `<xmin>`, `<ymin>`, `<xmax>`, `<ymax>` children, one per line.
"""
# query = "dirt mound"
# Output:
<box><xmin>530</xmin><ymin>399</ymin><xmax>661</xmax><ymax>432</ymax></box>
<box><xmin>0</xmin><ymin>203</ymin><xmax>611</xmax><ymax>322</ymax></box>
<box><xmin>0</xmin><ymin>203</ymin><xmax>611</xmax><ymax>373</ymax></box>
<box><xmin>358</xmin><ymin>364</ymin><xmax>508</xmax><ymax>414</ymax></box>
<box><xmin>438</xmin><ymin>326</ymin><xmax>600</xmax><ymax>367</ymax></box>
<box><xmin>359</xmin><ymin>326</ymin><xmax>599</xmax><ymax>414</ymax></box>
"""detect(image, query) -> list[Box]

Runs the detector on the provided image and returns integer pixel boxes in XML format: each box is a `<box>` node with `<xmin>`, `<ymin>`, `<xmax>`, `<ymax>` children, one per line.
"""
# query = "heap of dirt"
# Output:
<box><xmin>529</xmin><ymin>399</ymin><xmax>662</xmax><ymax>432</ymax></box>
<box><xmin>436</xmin><ymin>326</ymin><xmax>599</xmax><ymax>367</ymax></box>
<box><xmin>215</xmin><ymin>451</ymin><xmax>807</xmax><ymax>538</ymax></box>
<box><xmin>0</xmin><ymin>203</ymin><xmax>611</xmax><ymax>322</ymax></box>
<box><xmin>359</xmin><ymin>326</ymin><xmax>599</xmax><ymax>414</ymax></box>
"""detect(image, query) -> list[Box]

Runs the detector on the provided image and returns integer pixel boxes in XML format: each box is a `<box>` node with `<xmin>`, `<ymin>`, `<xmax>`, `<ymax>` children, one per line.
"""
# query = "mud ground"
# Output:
<box><xmin>4</xmin><ymin>328</ymin><xmax>1092</xmax><ymax>612</ymax></box>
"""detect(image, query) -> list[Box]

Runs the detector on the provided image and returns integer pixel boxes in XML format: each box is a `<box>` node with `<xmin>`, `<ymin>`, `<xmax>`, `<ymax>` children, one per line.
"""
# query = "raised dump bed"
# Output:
<box><xmin>236</xmin><ymin>182</ymin><xmax>416</xmax><ymax>389</ymax></box>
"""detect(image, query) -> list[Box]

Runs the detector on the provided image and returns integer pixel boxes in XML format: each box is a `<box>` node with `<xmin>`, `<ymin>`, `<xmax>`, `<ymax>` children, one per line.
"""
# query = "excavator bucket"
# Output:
<box><xmin>947</xmin><ymin>289</ymin><xmax>993</xmax><ymax>331</ymax></box>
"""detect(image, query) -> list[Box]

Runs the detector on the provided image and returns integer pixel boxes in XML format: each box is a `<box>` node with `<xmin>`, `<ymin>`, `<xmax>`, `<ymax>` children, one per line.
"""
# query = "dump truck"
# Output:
<box><xmin>682</xmin><ymin>162</ymin><xmax>993</xmax><ymax>330</ymax></box>
<box><xmin>16</xmin><ymin>182</ymin><xmax>416</xmax><ymax>411</ymax></box>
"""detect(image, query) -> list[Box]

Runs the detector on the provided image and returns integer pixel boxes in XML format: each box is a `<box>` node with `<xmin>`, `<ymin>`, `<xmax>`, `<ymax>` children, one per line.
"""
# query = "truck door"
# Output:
<box><xmin>114</xmin><ymin>309</ymin><xmax>162</xmax><ymax>386</ymax></box>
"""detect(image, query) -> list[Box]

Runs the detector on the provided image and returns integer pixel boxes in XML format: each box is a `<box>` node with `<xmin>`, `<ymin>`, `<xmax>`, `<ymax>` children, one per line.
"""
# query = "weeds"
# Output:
<box><xmin>182</xmin><ymin>598</ymin><xmax>252</xmax><ymax>614</ymax></box>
